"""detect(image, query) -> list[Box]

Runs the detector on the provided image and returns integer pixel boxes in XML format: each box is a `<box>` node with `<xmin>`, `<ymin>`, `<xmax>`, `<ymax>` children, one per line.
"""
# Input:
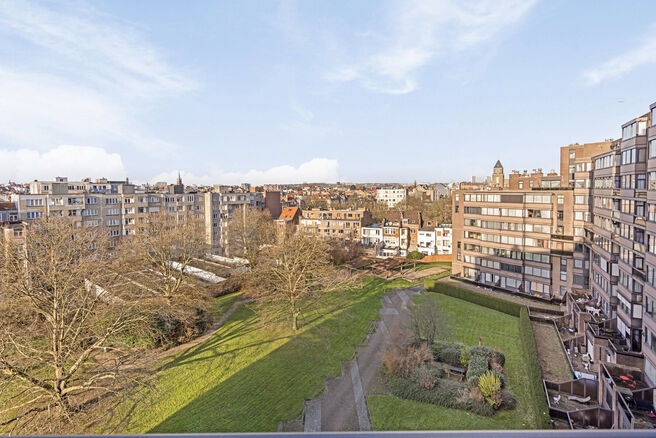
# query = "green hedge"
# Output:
<box><xmin>519</xmin><ymin>307</ymin><xmax>551</xmax><ymax>429</ymax></box>
<box><xmin>423</xmin><ymin>281</ymin><xmax>522</xmax><ymax>317</ymax></box>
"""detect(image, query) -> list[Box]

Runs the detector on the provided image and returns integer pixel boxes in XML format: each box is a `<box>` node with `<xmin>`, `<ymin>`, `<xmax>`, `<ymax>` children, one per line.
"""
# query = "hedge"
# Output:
<box><xmin>519</xmin><ymin>307</ymin><xmax>552</xmax><ymax>429</ymax></box>
<box><xmin>423</xmin><ymin>281</ymin><xmax>523</xmax><ymax>317</ymax></box>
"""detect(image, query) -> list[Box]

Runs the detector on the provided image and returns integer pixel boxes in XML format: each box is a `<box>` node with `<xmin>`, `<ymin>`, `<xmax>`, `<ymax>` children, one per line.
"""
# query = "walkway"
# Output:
<box><xmin>280</xmin><ymin>284</ymin><xmax>423</xmax><ymax>432</ymax></box>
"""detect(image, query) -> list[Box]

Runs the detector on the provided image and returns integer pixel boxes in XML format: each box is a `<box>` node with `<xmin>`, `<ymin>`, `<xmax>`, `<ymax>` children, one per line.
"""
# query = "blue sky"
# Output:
<box><xmin>0</xmin><ymin>0</ymin><xmax>655</xmax><ymax>185</ymax></box>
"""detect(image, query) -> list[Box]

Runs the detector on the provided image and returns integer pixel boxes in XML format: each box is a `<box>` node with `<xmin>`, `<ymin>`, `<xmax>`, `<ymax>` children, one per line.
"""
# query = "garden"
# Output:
<box><xmin>369</xmin><ymin>282</ymin><xmax>551</xmax><ymax>430</ymax></box>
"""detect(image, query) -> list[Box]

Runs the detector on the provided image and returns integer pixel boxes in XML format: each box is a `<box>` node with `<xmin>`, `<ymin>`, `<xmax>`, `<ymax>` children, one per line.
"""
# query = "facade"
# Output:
<box><xmin>380</xmin><ymin>211</ymin><xmax>422</xmax><ymax>257</ymax></box>
<box><xmin>417</xmin><ymin>228</ymin><xmax>436</xmax><ymax>255</ymax></box>
<box><xmin>376</xmin><ymin>187</ymin><xmax>407</xmax><ymax>207</ymax></box>
<box><xmin>299</xmin><ymin>208</ymin><xmax>372</xmax><ymax>240</ymax></box>
<box><xmin>275</xmin><ymin>206</ymin><xmax>301</xmax><ymax>232</ymax></box>
<box><xmin>435</xmin><ymin>225</ymin><xmax>453</xmax><ymax>255</ymax></box>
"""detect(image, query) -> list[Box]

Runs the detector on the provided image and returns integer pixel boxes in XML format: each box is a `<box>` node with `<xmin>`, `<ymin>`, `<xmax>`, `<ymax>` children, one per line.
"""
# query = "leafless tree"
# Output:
<box><xmin>124</xmin><ymin>211</ymin><xmax>210</xmax><ymax>342</ymax></box>
<box><xmin>250</xmin><ymin>233</ymin><xmax>346</xmax><ymax>331</ymax></box>
<box><xmin>0</xmin><ymin>217</ymin><xmax>152</xmax><ymax>434</ymax></box>
<box><xmin>410</xmin><ymin>295</ymin><xmax>449</xmax><ymax>346</ymax></box>
<box><xmin>227</xmin><ymin>206</ymin><xmax>275</xmax><ymax>267</ymax></box>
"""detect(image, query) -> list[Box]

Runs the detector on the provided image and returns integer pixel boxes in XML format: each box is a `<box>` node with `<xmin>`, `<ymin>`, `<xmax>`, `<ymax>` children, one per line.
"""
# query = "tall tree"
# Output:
<box><xmin>0</xmin><ymin>217</ymin><xmax>151</xmax><ymax>433</ymax></box>
<box><xmin>226</xmin><ymin>206</ymin><xmax>275</xmax><ymax>267</ymax></box>
<box><xmin>250</xmin><ymin>233</ymin><xmax>343</xmax><ymax>331</ymax></box>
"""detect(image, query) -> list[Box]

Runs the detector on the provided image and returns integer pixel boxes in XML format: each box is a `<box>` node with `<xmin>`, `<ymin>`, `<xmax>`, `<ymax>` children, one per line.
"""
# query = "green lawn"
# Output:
<box><xmin>211</xmin><ymin>292</ymin><xmax>243</xmax><ymax>321</ymax></box>
<box><xmin>101</xmin><ymin>277</ymin><xmax>410</xmax><ymax>433</ymax></box>
<box><xmin>368</xmin><ymin>293</ymin><xmax>540</xmax><ymax>430</ymax></box>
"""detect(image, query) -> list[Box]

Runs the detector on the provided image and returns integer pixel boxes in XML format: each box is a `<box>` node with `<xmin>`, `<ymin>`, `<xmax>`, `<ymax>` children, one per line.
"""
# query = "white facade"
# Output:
<box><xmin>417</xmin><ymin>229</ymin><xmax>436</xmax><ymax>256</ymax></box>
<box><xmin>376</xmin><ymin>188</ymin><xmax>407</xmax><ymax>207</ymax></box>
<box><xmin>361</xmin><ymin>225</ymin><xmax>382</xmax><ymax>247</ymax></box>
<box><xmin>435</xmin><ymin>225</ymin><xmax>452</xmax><ymax>255</ymax></box>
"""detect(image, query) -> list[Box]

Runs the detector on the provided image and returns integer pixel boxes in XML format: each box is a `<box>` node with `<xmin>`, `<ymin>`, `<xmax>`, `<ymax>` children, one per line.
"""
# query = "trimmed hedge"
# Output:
<box><xmin>519</xmin><ymin>307</ymin><xmax>552</xmax><ymax>429</ymax></box>
<box><xmin>423</xmin><ymin>281</ymin><xmax>522</xmax><ymax>317</ymax></box>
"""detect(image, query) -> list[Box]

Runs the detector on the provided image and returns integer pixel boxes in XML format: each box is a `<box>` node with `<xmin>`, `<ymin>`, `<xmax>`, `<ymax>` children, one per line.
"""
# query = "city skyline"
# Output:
<box><xmin>1</xmin><ymin>0</ymin><xmax>656</xmax><ymax>185</ymax></box>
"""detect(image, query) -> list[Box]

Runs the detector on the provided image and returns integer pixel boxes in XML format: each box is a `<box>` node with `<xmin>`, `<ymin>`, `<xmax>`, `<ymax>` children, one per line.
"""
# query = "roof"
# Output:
<box><xmin>494</xmin><ymin>160</ymin><xmax>503</xmax><ymax>169</ymax></box>
<box><xmin>278</xmin><ymin>206</ymin><xmax>299</xmax><ymax>221</ymax></box>
<box><xmin>0</xmin><ymin>201</ymin><xmax>16</xmax><ymax>212</ymax></box>
<box><xmin>384</xmin><ymin>210</ymin><xmax>421</xmax><ymax>225</ymax></box>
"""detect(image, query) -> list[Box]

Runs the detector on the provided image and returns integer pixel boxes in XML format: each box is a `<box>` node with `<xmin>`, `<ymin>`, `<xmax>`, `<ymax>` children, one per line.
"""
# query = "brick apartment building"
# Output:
<box><xmin>298</xmin><ymin>208</ymin><xmax>372</xmax><ymax>240</ymax></box>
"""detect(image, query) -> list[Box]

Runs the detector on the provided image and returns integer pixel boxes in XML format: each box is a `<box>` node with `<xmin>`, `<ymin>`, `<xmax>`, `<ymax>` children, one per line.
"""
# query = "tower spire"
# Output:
<box><xmin>177</xmin><ymin>171</ymin><xmax>182</xmax><ymax>185</ymax></box>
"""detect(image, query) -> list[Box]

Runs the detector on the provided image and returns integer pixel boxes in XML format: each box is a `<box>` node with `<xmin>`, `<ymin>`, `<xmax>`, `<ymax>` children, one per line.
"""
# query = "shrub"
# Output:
<box><xmin>440</xmin><ymin>347</ymin><xmax>462</xmax><ymax>366</ymax></box>
<box><xmin>490</xmin><ymin>370</ymin><xmax>505</xmax><ymax>388</ymax></box>
<box><xmin>490</xmin><ymin>349</ymin><xmax>506</xmax><ymax>368</ymax></box>
<box><xmin>469</xmin><ymin>345</ymin><xmax>493</xmax><ymax>357</ymax></box>
<box><xmin>499</xmin><ymin>390</ymin><xmax>518</xmax><ymax>411</ymax></box>
<box><xmin>424</xmin><ymin>278</ymin><xmax>436</xmax><ymax>291</ymax></box>
<box><xmin>466</xmin><ymin>348</ymin><xmax>489</xmax><ymax>387</ymax></box>
<box><xmin>413</xmin><ymin>364</ymin><xmax>439</xmax><ymax>389</ymax></box>
<box><xmin>423</xmin><ymin>282</ymin><xmax>522</xmax><ymax>317</ymax></box>
<box><xmin>407</xmin><ymin>251</ymin><xmax>425</xmax><ymax>260</ymax></box>
<box><xmin>479</xmin><ymin>371</ymin><xmax>502</xmax><ymax>408</ymax></box>
<box><xmin>382</xmin><ymin>343</ymin><xmax>433</xmax><ymax>377</ymax></box>
<box><xmin>432</xmin><ymin>340</ymin><xmax>464</xmax><ymax>360</ymax></box>
<box><xmin>519</xmin><ymin>307</ymin><xmax>551</xmax><ymax>428</ymax></box>
<box><xmin>460</xmin><ymin>348</ymin><xmax>470</xmax><ymax>368</ymax></box>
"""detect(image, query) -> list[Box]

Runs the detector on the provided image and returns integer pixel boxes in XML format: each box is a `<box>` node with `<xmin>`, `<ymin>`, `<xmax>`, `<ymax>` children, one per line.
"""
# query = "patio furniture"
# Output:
<box><xmin>568</xmin><ymin>395</ymin><xmax>591</xmax><ymax>403</ymax></box>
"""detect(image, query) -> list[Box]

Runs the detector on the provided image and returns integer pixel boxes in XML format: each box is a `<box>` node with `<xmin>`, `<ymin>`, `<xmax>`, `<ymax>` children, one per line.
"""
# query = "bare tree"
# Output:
<box><xmin>125</xmin><ymin>211</ymin><xmax>210</xmax><ymax>342</ymax></box>
<box><xmin>127</xmin><ymin>211</ymin><xmax>207</xmax><ymax>307</ymax></box>
<box><xmin>0</xmin><ymin>217</ymin><xmax>151</xmax><ymax>433</ymax></box>
<box><xmin>226</xmin><ymin>206</ymin><xmax>275</xmax><ymax>267</ymax></box>
<box><xmin>250</xmin><ymin>233</ymin><xmax>345</xmax><ymax>331</ymax></box>
<box><xmin>410</xmin><ymin>295</ymin><xmax>449</xmax><ymax>346</ymax></box>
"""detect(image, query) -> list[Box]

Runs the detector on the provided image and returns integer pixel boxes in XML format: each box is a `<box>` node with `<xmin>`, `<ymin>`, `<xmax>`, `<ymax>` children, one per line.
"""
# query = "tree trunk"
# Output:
<box><xmin>292</xmin><ymin>311</ymin><xmax>300</xmax><ymax>331</ymax></box>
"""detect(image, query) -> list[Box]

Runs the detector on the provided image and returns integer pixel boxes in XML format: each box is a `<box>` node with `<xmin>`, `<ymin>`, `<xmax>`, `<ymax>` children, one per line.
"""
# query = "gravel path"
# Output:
<box><xmin>298</xmin><ymin>284</ymin><xmax>423</xmax><ymax>432</ymax></box>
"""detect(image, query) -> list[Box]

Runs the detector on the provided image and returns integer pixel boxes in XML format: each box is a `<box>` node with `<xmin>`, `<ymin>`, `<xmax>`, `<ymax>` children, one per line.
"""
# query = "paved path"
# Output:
<box><xmin>284</xmin><ymin>284</ymin><xmax>423</xmax><ymax>432</ymax></box>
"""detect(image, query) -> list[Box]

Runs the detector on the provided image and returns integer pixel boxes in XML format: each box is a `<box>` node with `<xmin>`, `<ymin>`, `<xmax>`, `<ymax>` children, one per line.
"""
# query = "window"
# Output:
<box><xmin>569</xmin><ymin>150</ymin><xmax>576</xmax><ymax>159</ymax></box>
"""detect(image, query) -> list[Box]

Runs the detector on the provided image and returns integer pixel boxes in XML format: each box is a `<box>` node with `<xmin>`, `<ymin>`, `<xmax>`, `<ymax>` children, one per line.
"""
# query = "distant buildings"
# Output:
<box><xmin>376</xmin><ymin>187</ymin><xmax>407</xmax><ymax>207</ymax></box>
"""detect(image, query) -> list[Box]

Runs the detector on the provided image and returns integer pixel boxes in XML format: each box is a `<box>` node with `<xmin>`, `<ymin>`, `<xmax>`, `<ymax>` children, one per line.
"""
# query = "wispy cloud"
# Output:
<box><xmin>0</xmin><ymin>0</ymin><xmax>194</xmax><ymax>151</ymax></box>
<box><xmin>0</xmin><ymin>145</ymin><xmax>126</xmax><ymax>182</ymax></box>
<box><xmin>582</xmin><ymin>27</ymin><xmax>656</xmax><ymax>86</ymax></box>
<box><xmin>326</xmin><ymin>0</ymin><xmax>537</xmax><ymax>94</ymax></box>
<box><xmin>151</xmin><ymin>158</ymin><xmax>340</xmax><ymax>185</ymax></box>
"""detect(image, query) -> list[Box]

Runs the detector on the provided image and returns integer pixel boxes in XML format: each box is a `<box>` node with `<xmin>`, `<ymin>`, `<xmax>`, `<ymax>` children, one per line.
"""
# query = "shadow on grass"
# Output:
<box><xmin>146</xmin><ymin>278</ymin><xmax>401</xmax><ymax>433</ymax></box>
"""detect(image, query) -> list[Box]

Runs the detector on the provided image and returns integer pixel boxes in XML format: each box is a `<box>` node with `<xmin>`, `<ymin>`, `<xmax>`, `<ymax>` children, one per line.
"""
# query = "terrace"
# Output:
<box><xmin>543</xmin><ymin>378</ymin><xmax>614</xmax><ymax>429</ymax></box>
<box><xmin>601</xmin><ymin>363</ymin><xmax>656</xmax><ymax>429</ymax></box>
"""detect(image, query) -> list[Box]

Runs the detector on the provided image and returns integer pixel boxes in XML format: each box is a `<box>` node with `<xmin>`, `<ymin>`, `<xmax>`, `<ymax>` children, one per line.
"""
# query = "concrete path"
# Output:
<box><xmin>280</xmin><ymin>284</ymin><xmax>423</xmax><ymax>432</ymax></box>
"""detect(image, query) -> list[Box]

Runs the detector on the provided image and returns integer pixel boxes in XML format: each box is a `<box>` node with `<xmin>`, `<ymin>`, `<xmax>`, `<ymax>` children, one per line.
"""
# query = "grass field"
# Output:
<box><xmin>368</xmin><ymin>293</ymin><xmax>540</xmax><ymax>430</ymax></box>
<box><xmin>211</xmin><ymin>292</ymin><xmax>243</xmax><ymax>321</ymax></box>
<box><xmin>102</xmin><ymin>277</ymin><xmax>410</xmax><ymax>433</ymax></box>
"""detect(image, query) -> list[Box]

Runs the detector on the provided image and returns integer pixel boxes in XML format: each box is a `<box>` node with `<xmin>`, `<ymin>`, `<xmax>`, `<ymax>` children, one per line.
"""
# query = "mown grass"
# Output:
<box><xmin>368</xmin><ymin>293</ymin><xmax>540</xmax><ymax>430</ymax></box>
<box><xmin>211</xmin><ymin>292</ymin><xmax>243</xmax><ymax>321</ymax></box>
<box><xmin>101</xmin><ymin>277</ymin><xmax>410</xmax><ymax>433</ymax></box>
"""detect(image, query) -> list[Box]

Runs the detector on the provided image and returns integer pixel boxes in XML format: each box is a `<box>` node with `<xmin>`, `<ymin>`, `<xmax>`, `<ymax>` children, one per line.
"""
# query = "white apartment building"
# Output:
<box><xmin>417</xmin><ymin>228</ymin><xmax>436</xmax><ymax>256</ymax></box>
<box><xmin>376</xmin><ymin>187</ymin><xmax>407</xmax><ymax>207</ymax></box>
<box><xmin>435</xmin><ymin>225</ymin><xmax>452</xmax><ymax>255</ymax></box>
<box><xmin>361</xmin><ymin>224</ymin><xmax>383</xmax><ymax>247</ymax></box>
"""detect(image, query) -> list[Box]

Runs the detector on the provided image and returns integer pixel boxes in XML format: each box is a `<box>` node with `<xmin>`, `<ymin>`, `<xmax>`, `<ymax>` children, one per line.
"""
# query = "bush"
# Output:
<box><xmin>424</xmin><ymin>282</ymin><xmax>522</xmax><ymax>317</ymax></box>
<box><xmin>382</xmin><ymin>343</ymin><xmax>433</xmax><ymax>377</ymax></box>
<box><xmin>460</xmin><ymin>348</ymin><xmax>470</xmax><ymax>368</ymax></box>
<box><xmin>479</xmin><ymin>372</ymin><xmax>502</xmax><ymax>408</ymax></box>
<box><xmin>407</xmin><ymin>251</ymin><xmax>425</xmax><ymax>260</ymax></box>
<box><xmin>388</xmin><ymin>375</ymin><xmax>495</xmax><ymax>417</ymax></box>
<box><xmin>424</xmin><ymin>278</ymin><xmax>436</xmax><ymax>291</ymax></box>
<box><xmin>499</xmin><ymin>390</ymin><xmax>518</xmax><ymax>411</ymax></box>
<box><xmin>466</xmin><ymin>348</ymin><xmax>490</xmax><ymax>387</ymax></box>
<box><xmin>490</xmin><ymin>349</ymin><xmax>506</xmax><ymax>368</ymax></box>
<box><xmin>519</xmin><ymin>307</ymin><xmax>551</xmax><ymax>428</ymax></box>
<box><xmin>432</xmin><ymin>340</ymin><xmax>464</xmax><ymax>359</ymax></box>
<box><xmin>413</xmin><ymin>364</ymin><xmax>441</xmax><ymax>389</ymax></box>
<box><xmin>490</xmin><ymin>370</ymin><xmax>505</xmax><ymax>388</ymax></box>
<box><xmin>440</xmin><ymin>347</ymin><xmax>462</xmax><ymax>366</ymax></box>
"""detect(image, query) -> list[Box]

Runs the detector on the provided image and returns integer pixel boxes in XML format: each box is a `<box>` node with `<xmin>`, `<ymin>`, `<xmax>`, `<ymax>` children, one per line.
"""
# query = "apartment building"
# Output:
<box><xmin>298</xmin><ymin>208</ymin><xmax>372</xmax><ymax>240</ymax></box>
<box><xmin>11</xmin><ymin>176</ymin><xmax>226</xmax><ymax>253</ymax></box>
<box><xmin>435</xmin><ymin>225</ymin><xmax>453</xmax><ymax>255</ymax></box>
<box><xmin>380</xmin><ymin>211</ymin><xmax>422</xmax><ymax>257</ymax></box>
<box><xmin>376</xmin><ymin>187</ymin><xmax>407</xmax><ymax>207</ymax></box>
<box><xmin>452</xmin><ymin>186</ymin><xmax>576</xmax><ymax>300</ymax></box>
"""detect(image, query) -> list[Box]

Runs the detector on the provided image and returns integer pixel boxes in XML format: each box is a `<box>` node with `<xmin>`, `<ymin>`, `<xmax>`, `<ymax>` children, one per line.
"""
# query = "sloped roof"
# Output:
<box><xmin>278</xmin><ymin>206</ymin><xmax>299</xmax><ymax>221</ymax></box>
<box><xmin>494</xmin><ymin>160</ymin><xmax>503</xmax><ymax>169</ymax></box>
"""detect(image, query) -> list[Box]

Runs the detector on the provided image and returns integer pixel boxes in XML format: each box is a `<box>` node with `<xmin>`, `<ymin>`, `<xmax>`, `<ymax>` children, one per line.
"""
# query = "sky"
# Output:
<box><xmin>1</xmin><ymin>0</ymin><xmax>656</xmax><ymax>185</ymax></box>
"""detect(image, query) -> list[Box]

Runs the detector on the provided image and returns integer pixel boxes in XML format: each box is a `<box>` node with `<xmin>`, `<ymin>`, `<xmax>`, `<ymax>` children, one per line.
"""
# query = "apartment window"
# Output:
<box><xmin>652</xmin><ymin>107</ymin><xmax>656</xmax><ymax>126</ymax></box>
<box><xmin>569</xmin><ymin>150</ymin><xmax>576</xmax><ymax>159</ymax></box>
<box><xmin>651</xmin><ymin>139</ymin><xmax>656</xmax><ymax>159</ymax></box>
<box><xmin>518</xmin><ymin>181</ymin><xmax>524</xmax><ymax>189</ymax></box>
<box><xmin>26</xmin><ymin>211</ymin><xmax>43</xmax><ymax>219</ymax></box>
<box><xmin>557</xmin><ymin>195</ymin><xmax>564</xmax><ymax>204</ymax></box>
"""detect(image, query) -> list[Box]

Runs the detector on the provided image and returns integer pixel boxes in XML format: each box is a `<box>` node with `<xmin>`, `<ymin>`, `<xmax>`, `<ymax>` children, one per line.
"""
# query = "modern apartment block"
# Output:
<box><xmin>376</xmin><ymin>187</ymin><xmax>407</xmax><ymax>207</ymax></box>
<box><xmin>298</xmin><ymin>208</ymin><xmax>372</xmax><ymax>240</ymax></box>
<box><xmin>5</xmin><ymin>175</ymin><xmax>269</xmax><ymax>255</ymax></box>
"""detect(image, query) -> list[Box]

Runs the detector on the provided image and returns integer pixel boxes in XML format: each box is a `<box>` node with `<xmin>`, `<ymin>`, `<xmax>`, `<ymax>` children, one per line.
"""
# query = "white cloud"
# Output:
<box><xmin>326</xmin><ymin>0</ymin><xmax>537</xmax><ymax>94</ymax></box>
<box><xmin>0</xmin><ymin>145</ymin><xmax>126</xmax><ymax>182</ymax></box>
<box><xmin>582</xmin><ymin>29</ymin><xmax>656</xmax><ymax>85</ymax></box>
<box><xmin>150</xmin><ymin>158</ymin><xmax>340</xmax><ymax>186</ymax></box>
<box><xmin>0</xmin><ymin>0</ymin><xmax>193</xmax><ymax>151</ymax></box>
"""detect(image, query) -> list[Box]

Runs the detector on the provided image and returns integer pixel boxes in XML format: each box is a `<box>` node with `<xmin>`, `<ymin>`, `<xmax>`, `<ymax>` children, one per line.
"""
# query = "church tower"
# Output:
<box><xmin>492</xmin><ymin>160</ymin><xmax>504</xmax><ymax>188</ymax></box>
